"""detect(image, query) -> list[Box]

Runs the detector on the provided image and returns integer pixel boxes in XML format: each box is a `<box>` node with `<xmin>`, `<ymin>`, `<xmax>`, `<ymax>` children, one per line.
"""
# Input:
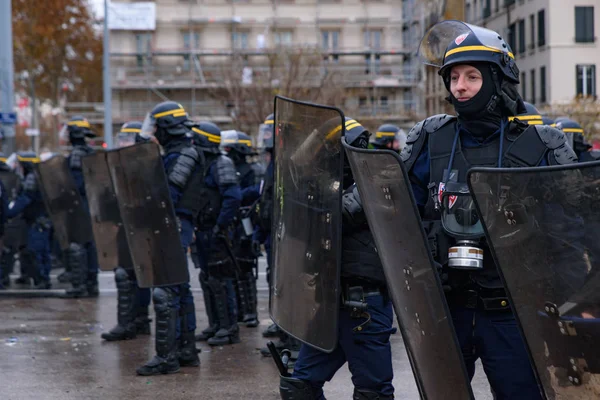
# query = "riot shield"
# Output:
<box><xmin>34</xmin><ymin>156</ymin><xmax>93</xmax><ymax>250</ymax></box>
<box><xmin>342</xmin><ymin>142</ymin><xmax>474</xmax><ymax>399</ymax></box>
<box><xmin>82</xmin><ymin>151</ymin><xmax>133</xmax><ymax>272</ymax></box>
<box><xmin>468</xmin><ymin>163</ymin><xmax>600</xmax><ymax>399</ymax></box>
<box><xmin>270</xmin><ymin>96</ymin><xmax>344</xmax><ymax>352</ymax></box>
<box><xmin>106</xmin><ymin>142</ymin><xmax>189</xmax><ymax>288</ymax></box>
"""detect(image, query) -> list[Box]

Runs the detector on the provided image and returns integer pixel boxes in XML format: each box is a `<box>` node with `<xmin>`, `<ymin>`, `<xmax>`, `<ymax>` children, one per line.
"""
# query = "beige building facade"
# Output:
<box><xmin>106</xmin><ymin>0</ymin><xmax>424</xmax><ymax>132</ymax></box>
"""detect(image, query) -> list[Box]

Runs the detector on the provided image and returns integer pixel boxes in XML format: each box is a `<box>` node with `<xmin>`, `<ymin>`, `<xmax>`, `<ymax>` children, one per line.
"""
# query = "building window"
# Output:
<box><xmin>321</xmin><ymin>30</ymin><xmax>340</xmax><ymax>62</ymax></box>
<box><xmin>530</xmin><ymin>69</ymin><xmax>536</xmax><ymax>104</ymax></box>
<box><xmin>273</xmin><ymin>31</ymin><xmax>293</xmax><ymax>47</ymax></box>
<box><xmin>135</xmin><ymin>33</ymin><xmax>152</xmax><ymax>68</ymax></box>
<box><xmin>521</xmin><ymin>72</ymin><xmax>526</xmax><ymax>101</ymax></box>
<box><xmin>465</xmin><ymin>3</ymin><xmax>471</xmax><ymax>23</ymax></box>
<box><xmin>495</xmin><ymin>0</ymin><xmax>499</xmax><ymax>12</ymax></box>
<box><xmin>540</xmin><ymin>66</ymin><xmax>546</xmax><ymax>103</ymax></box>
<box><xmin>576</xmin><ymin>65</ymin><xmax>596</xmax><ymax>97</ymax></box>
<box><xmin>232</xmin><ymin>31</ymin><xmax>249</xmax><ymax>50</ymax></box>
<box><xmin>537</xmin><ymin>9</ymin><xmax>546</xmax><ymax>46</ymax></box>
<box><xmin>182</xmin><ymin>31</ymin><xmax>200</xmax><ymax>70</ymax></box>
<box><xmin>575</xmin><ymin>7</ymin><xmax>595</xmax><ymax>43</ymax></box>
<box><xmin>508</xmin><ymin>23</ymin><xmax>516</xmax><ymax>53</ymax></box>
<box><xmin>518</xmin><ymin>19</ymin><xmax>526</xmax><ymax>54</ymax></box>
<box><xmin>364</xmin><ymin>29</ymin><xmax>382</xmax><ymax>74</ymax></box>
<box><xmin>484</xmin><ymin>0</ymin><xmax>491</xmax><ymax>18</ymax></box>
<box><xmin>529</xmin><ymin>14</ymin><xmax>535</xmax><ymax>49</ymax></box>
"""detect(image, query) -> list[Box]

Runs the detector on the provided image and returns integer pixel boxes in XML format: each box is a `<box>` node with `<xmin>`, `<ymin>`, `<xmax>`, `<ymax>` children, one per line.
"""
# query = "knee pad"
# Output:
<box><xmin>279</xmin><ymin>376</ymin><xmax>318</xmax><ymax>400</ymax></box>
<box><xmin>114</xmin><ymin>267</ymin><xmax>129</xmax><ymax>285</ymax></box>
<box><xmin>353</xmin><ymin>388</ymin><xmax>393</xmax><ymax>400</ymax></box>
<box><xmin>152</xmin><ymin>288</ymin><xmax>173</xmax><ymax>314</ymax></box>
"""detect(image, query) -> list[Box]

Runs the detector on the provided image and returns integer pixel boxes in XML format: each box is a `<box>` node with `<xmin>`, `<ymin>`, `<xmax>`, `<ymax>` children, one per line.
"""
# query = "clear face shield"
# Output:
<box><xmin>58</xmin><ymin>124</ymin><xmax>68</xmax><ymax>141</ymax></box>
<box><xmin>257</xmin><ymin>124</ymin><xmax>274</xmax><ymax>150</ymax></box>
<box><xmin>220</xmin><ymin>130</ymin><xmax>238</xmax><ymax>154</ymax></box>
<box><xmin>115</xmin><ymin>132</ymin><xmax>137</xmax><ymax>148</ymax></box>
<box><xmin>5</xmin><ymin>153</ymin><xmax>23</xmax><ymax>178</ymax></box>
<box><xmin>441</xmin><ymin>182</ymin><xmax>489</xmax><ymax>270</ymax></box>
<box><xmin>418</xmin><ymin>20</ymin><xmax>509</xmax><ymax>67</ymax></box>
<box><xmin>141</xmin><ymin>113</ymin><xmax>157</xmax><ymax>138</ymax></box>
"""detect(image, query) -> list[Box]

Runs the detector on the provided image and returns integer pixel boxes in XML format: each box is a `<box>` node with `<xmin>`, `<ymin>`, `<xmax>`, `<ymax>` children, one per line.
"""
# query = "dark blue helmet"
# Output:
<box><xmin>509</xmin><ymin>101</ymin><xmax>543</xmax><ymax>125</ymax></box>
<box><xmin>258</xmin><ymin>113</ymin><xmax>274</xmax><ymax>150</ymax></box>
<box><xmin>190</xmin><ymin>121</ymin><xmax>221</xmax><ymax>148</ymax></box>
<box><xmin>419</xmin><ymin>20</ymin><xmax>519</xmax><ymax>84</ymax></box>
<box><xmin>141</xmin><ymin>101</ymin><xmax>188</xmax><ymax>138</ymax></box>
<box><xmin>64</xmin><ymin>115</ymin><xmax>95</xmax><ymax>140</ymax></box>
<box><xmin>541</xmin><ymin>116</ymin><xmax>554</xmax><ymax>125</ymax></box>
<box><xmin>372</xmin><ymin>124</ymin><xmax>399</xmax><ymax>147</ymax></box>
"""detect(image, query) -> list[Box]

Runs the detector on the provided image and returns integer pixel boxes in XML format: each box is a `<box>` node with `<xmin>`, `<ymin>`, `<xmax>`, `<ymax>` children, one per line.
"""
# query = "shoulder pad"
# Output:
<box><xmin>216</xmin><ymin>155</ymin><xmax>238</xmax><ymax>186</ymax></box>
<box><xmin>534</xmin><ymin>125</ymin><xmax>578</xmax><ymax>165</ymax></box>
<box><xmin>168</xmin><ymin>146</ymin><xmax>200</xmax><ymax>188</ymax></box>
<box><xmin>400</xmin><ymin>114</ymin><xmax>456</xmax><ymax>166</ymax></box>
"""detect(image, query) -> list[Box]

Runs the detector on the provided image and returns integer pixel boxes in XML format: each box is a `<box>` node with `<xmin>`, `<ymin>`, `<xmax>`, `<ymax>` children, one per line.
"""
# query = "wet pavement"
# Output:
<box><xmin>0</xmin><ymin>257</ymin><xmax>493</xmax><ymax>399</ymax></box>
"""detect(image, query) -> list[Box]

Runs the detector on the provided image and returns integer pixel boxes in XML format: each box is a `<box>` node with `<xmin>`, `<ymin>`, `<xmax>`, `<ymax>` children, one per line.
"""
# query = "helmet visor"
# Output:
<box><xmin>141</xmin><ymin>113</ymin><xmax>157</xmax><ymax>137</ymax></box>
<box><xmin>257</xmin><ymin>123</ymin><xmax>274</xmax><ymax>149</ymax></box>
<box><xmin>220</xmin><ymin>130</ymin><xmax>238</xmax><ymax>152</ymax></box>
<box><xmin>116</xmin><ymin>132</ymin><xmax>137</xmax><ymax>148</ymax></box>
<box><xmin>418</xmin><ymin>20</ymin><xmax>510</xmax><ymax>67</ymax></box>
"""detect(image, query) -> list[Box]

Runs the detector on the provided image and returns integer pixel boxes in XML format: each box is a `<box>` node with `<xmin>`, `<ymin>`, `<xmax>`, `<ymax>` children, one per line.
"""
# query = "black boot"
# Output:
<box><xmin>207</xmin><ymin>278</ymin><xmax>240</xmax><ymax>346</ymax></box>
<box><xmin>0</xmin><ymin>247</ymin><xmax>14</xmax><ymax>288</ymax></box>
<box><xmin>178</xmin><ymin>332</ymin><xmax>200</xmax><ymax>367</ymax></box>
<box><xmin>136</xmin><ymin>288</ymin><xmax>180</xmax><ymax>376</ymax></box>
<box><xmin>196</xmin><ymin>272</ymin><xmax>218</xmax><ymax>341</ymax></box>
<box><xmin>101</xmin><ymin>267</ymin><xmax>137</xmax><ymax>341</ymax></box>
<box><xmin>63</xmin><ymin>243</ymin><xmax>89</xmax><ymax>298</ymax></box>
<box><xmin>262</xmin><ymin>323</ymin><xmax>281</xmax><ymax>338</ymax></box>
<box><xmin>135</xmin><ymin>306</ymin><xmax>151</xmax><ymax>335</ymax></box>
<box><xmin>234</xmin><ymin>278</ymin><xmax>246</xmax><ymax>323</ymax></box>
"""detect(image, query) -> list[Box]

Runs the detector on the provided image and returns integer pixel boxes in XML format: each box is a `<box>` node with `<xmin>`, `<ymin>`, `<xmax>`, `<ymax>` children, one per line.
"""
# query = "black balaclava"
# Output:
<box><xmin>69</xmin><ymin>136</ymin><xmax>87</xmax><ymax>147</ymax></box>
<box><xmin>446</xmin><ymin>63</ymin><xmax>502</xmax><ymax>139</ymax></box>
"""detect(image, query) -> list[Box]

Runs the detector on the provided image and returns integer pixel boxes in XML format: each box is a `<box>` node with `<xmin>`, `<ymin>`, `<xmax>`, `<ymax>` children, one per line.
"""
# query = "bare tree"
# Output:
<box><xmin>208</xmin><ymin>46</ymin><xmax>346</xmax><ymax>135</ymax></box>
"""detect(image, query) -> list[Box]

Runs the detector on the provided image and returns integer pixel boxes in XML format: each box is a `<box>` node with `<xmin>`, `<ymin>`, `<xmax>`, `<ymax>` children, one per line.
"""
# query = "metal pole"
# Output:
<box><xmin>0</xmin><ymin>0</ymin><xmax>16</xmax><ymax>154</ymax></box>
<box><xmin>103</xmin><ymin>0</ymin><xmax>113</xmax><ymax>149</ymax></box>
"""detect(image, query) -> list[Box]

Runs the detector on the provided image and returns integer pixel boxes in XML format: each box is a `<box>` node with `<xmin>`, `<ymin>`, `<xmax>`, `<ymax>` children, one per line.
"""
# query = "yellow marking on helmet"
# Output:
<box><xmin>550</xmin><ymin>123</ymin><xmax>557</xmax><ymax>127</ymax></box>
<box><xmin>445</xmin><ymin>45</ymin><xmax>515</xmax><ymax>60</ymax></box>
<box><xmin>153</xmin><ymin>107</ymin><xmax>186</xmax><ymax>119</ymax></box>
<box><xmin>191</xmin><ymin>127</ymin><xmax>221</xmax><ymax>143</ymax></box>
<box><xmin>346</xmin><ymin>122</ymin><xmax>362</xmax><ymax>132</ymax></box>
<box><xmin>528</xmin><ymin>121</ymin><xmax>544</xmax><ymax>125</ymax></box>
<box><xmin>508</xmin><ymin>115</ymin><xmax>543</xmax><ymax>121</ymax></box>
<box><xmin>264</xmin><ymin>119</ymin><xmax>274</xmax><ymax>125</ymax></box>
<box><xmin>17</xmin><ymin>156</ymin><xmax>40</xmax><ymax>163</ymax></box>
<box><xmin>68</xmin><ymin>120</ymin><xmax>91</xmax><ymax>128</ymax></box>
<box><xmin>562</xmin><ymin>128</ymin><xmax>584</xmax><ymax>133</ymax></box>
<box><xmin>238</xmin><ymin>139</ymin><xmax>252</xmax><ymax>147</ymax></box>
<box><xmin>121</xmin><ymin>128</ymin><xmax>141</xmax><ymax>133</ymax></box>
<box><xmin>375</xmin><ymin>131</ymin><xmax>396</xmax><ymax>138</ymax></box>
<box><xmin>0</xmin><ymin>158</ymin><xmax>6</xmax><ymax>162</ymax></box>
<box><xmin>222</xmin><ymin>139</ymin><xmax>237</xmax><ymax>143</ymax></box>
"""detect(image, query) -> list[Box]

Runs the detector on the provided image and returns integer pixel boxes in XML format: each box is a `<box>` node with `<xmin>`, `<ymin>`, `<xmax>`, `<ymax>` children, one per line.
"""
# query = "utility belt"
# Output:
<box><xmin>447</xmin><ymin>286</ymin><xmax>511</xmax><ymax>312</ymax></box>
<box><xmin>340</xmin><ymin>278</ymin><xmax>388</xmax><ymax>332</ymax></box>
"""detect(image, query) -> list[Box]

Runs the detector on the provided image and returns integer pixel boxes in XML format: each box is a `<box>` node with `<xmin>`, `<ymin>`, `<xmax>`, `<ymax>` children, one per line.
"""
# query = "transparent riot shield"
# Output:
<box><xmin>468</xmin><ymin>163</ymin><xmax>600</xmax><ymax>400</ymax></box>
<box><xmin>342</xmin><ymin>142</ymin><xmax>474</xmax><ymax>399</ymax></box>
<box><xmin>34</xmin><ymin>155</ymin><xmax>93</xmax><ymax>250</ymax></box>
<box><xmin>82</xmin><ymin>152</ymin><xmax>133</xmax><ymax>272</ymax></box>
<box><xmin>107</xmin><ymin>142</ymin><xmax>189</xmax><ymax>288</ymax></box>
<box><xmin>270</xmin><ymin>96</ymin><xmax>344</xmax><ymax>352</ymax></box>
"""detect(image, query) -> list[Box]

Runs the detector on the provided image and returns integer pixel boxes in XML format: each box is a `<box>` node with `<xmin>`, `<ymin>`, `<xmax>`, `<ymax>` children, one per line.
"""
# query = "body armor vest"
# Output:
<box><xmin>166</xmin><ymin>142</ymin><xmax>206</xmax><ymax>220</ymax></box>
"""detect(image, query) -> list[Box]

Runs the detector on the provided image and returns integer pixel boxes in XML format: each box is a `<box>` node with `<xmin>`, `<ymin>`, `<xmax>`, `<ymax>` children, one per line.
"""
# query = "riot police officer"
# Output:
<box><xmin>63</xmin><ymin>116</ymin><xmax>100</xmax><ymax>297</ymax></box>
<box><xmin>187</xmin><ymin>121</ymin><xmax>242</xmax><ymax>346</ymax></box>
<box><xmin>220</xmin><ymin>130</ymin><xmax>261</xmax><ymax>328</ymax></box>
<box><xmin>554</xmin><ymin>117</ymin><xmax>594</xmax><ymax>161</ymax></box>
<box><xmin>281</xmin><ymin>117</ymin><xmax>395</xmax><ymax>400</ymax></box>
<box><xmin>401</xmin><ymin>21</ymin><xmax>577</xmax><ymax>399</ymax></box>
<box><xmin>509</xmin><ymin>101</ymin><xmax>544</xmax><ymax>125</ymax></box>
<box><xmin>136</xmin><ymin>102</ymin><xmax>201</xmax><ymax>375</ymax></box>
<box><xmin>5</xmin><ymin>157</ymin><xmax>52</xmax><ymax>289</ymax></box>
<box><xmin>370</xmin><ymin>124</ymin><xmax>399</xmax><ymax>151</ymax></box>
<box><xmin>101</xmin><ymin>122</ymin><xmax>152</xmax><ymax>342</ymax></box>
